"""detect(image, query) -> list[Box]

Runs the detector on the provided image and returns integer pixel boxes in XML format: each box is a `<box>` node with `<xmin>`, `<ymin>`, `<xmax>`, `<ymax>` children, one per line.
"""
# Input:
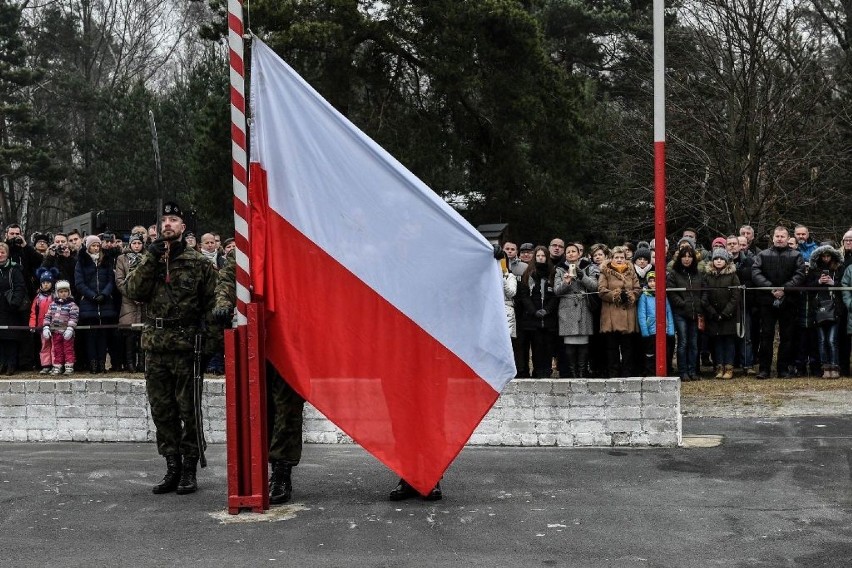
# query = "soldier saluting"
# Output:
<box><xmin>121</xmin><ymin>202</ymin><xmax>218</xmax><ymax>495</ymax></box>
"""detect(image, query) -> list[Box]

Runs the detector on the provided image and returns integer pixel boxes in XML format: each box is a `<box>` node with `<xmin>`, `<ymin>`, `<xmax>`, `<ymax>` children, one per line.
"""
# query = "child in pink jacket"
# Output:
<box><xmin>42</xmin><ymin>280</ymin><xmax>79</xmax><ymax>375</ymax></box>
<box><xmin>30</xmin><ymin>268</ymin><xmax>59</xmax><ymax>374</ymax></box>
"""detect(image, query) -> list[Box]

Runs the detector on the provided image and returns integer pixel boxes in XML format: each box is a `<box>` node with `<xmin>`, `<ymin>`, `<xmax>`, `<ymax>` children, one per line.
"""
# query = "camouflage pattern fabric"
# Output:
<box><xmin>217</xmin><ymin>251</ymin><xmax>305</xmax><ymax>464</ymax></box>
<box><xmin>121</xmin><ymin>241</ymin><xmax>217</xmax><ymax>458</ymax></box>
<box><xmin>267</xmin><ymin>362</ymin><xmax>305</xmax><ymax>464</ymax></box>
<box><xmin>120</xmin><ymin>241</ymin><xmax>218</xmax><ymax>353</ymax></box>
<box><xmin>146</xmin><ymin>351</ymin><xmax>206</xmax><ymax>457</ymax></box>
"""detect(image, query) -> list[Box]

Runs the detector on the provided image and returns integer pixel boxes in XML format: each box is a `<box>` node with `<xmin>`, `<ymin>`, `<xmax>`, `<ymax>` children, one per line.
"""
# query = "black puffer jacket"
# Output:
<box><xmin>666</xmin><ymin>248</ymin><xmax>703</xmax><ymax>319</ymax></box>
<box><xmin>518</xmin><ymin>268</ymin><xmax>559</xmax><ymax>332</ymax></box>
<box><xmin>807</xmin><ymin>245</ymin><xmax>844</xmax><ymax>327</ymax></box>
<box><xmin>751</xmin><ymin>245</ymin><xmax>805</xmax><ymax>306</ymax></box>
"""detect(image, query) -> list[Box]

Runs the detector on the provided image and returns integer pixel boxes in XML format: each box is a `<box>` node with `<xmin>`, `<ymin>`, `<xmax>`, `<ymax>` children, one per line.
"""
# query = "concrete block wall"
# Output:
<box><xmin>0</xmin><ymin>377</ymin><xmax>681</xmax><ymax>447</ymax></box>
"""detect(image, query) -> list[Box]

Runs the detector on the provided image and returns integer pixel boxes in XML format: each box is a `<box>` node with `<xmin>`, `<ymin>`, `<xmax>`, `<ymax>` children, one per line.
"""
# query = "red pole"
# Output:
<box><xmin>653</xmin><ymin>0</ymin><xmax>668</xmax><ymax>376</ymax></box>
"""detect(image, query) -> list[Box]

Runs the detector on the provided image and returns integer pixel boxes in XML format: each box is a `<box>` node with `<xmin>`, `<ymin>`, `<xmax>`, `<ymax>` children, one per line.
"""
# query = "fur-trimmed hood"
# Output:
<box><xmin>808</xmin><ymin>244</ymin><xmax>842</xmax><ymax>270</ymax></box>
<box><xmin>701</xmin><ymin>261</ymin><xmax>736</xmax><ymax>276</ymax></box>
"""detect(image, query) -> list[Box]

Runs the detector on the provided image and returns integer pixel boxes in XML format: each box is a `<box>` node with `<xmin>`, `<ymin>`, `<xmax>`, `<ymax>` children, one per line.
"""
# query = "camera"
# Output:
<box><xmin>822</xmin><ymin>269</ymin><xmax>830</xmax><ymax>276</ymax></box>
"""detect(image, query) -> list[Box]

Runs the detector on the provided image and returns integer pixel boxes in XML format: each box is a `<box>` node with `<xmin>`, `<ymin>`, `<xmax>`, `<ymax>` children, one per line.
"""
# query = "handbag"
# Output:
<box><xmin>696</xmin><ymin>313</ymin><xmax>705</xmax><ymax>331</ymax></box>
<box><xmin>815</xmin><ymin>295</ymin><xmax>836</xmax><ymax>325</ymax></box>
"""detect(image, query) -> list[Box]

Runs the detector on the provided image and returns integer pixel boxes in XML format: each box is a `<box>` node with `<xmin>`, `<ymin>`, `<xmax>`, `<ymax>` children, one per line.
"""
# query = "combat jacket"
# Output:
<box><xmin>121</xmin><ymin>241</ymin><xmax>218</xmax><ymax>352</ymax></box>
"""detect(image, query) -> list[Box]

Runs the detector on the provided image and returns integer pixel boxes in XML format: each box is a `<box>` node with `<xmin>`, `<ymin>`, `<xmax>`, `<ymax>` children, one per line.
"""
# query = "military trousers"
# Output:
<box><xmin>146</xmin><ymin>351</ymin><xmax>205</xmax><ymax>458</ymax></box>
<box><xmin>266</xmin><ymin>361</ymin><xmax>305</xmax><ymax>465</ymax></box>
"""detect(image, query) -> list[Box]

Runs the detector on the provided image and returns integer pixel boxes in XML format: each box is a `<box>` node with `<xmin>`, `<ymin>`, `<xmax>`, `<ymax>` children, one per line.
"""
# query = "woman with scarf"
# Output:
<box><xmin>75</xmin><ymin>235</ymin><xmax>118</xmax><ymax>373</ymax></box>
<box><xmin>518</xmin><ymin>246</ymin><xmax>559</xmax><ymax>378</ymax></box>
<box><xmin>0</xmin><ymin>243</ymin><xmax>27</xmax><ymax>374</ymax></box>
<box><xmin>598</xmin><ymin>246</ymin><xmax>640</xmax><ymax>377</ymax></box>
<box><xmin>554</xmin><ymin>243</ymin><xmax>599</xmax><ymax>377</ymax></box>
<box><xmin>115</xmin><ymin>234</ymin><xmax>146</xmax><ymax>373</ymax></box>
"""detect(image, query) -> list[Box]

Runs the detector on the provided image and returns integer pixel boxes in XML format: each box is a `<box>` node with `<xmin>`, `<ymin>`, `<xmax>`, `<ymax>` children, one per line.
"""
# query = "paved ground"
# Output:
<box><xmin>2</xmin><ymin>415</ymin><xmax>852</xmax><ymax>567</ymax></box>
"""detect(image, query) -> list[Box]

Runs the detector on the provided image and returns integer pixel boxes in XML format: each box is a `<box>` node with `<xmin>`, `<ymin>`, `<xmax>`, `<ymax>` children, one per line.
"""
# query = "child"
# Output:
<box><xmin>637</xmin><ymin>271</ymin><xmax>675</xmax><ymax>376</ymax></box>
<box><xmin>30</xmin><ymin>268</ymin><xmax>59</xmax><ymax>374</ymax></box>
<box><xmin>701</xmin><ymin>248</ymin><xmax>740</xmax><ymax>379</ymax></box>
<box><xmin>42</xmin><ymin>280</ymin><xmax>79</xmax><ymax>375</ymax></box>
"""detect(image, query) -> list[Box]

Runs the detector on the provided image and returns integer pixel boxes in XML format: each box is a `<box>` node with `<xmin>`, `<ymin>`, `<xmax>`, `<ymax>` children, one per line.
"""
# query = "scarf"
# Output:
<box><xmin>634</xmin><ymin>264</ymin><xmax>653</xmax><ymax>279</ymax></box>
<box><xmin>201</xmin><ymin>249</ymin><xmax>218</xmax><ymax>265</ymax></box>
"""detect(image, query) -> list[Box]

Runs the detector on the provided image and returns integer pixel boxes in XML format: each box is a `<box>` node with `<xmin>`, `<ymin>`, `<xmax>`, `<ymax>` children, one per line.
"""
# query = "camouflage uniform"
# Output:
<box><xmin>122</xmin><ymin>240</ymin><xmax>218</xmax><ymax>458</ymax></box>
<box><xmin>215</xmin><ymin>252</ymin><xmax>305</xmax><ymax>465</ymax></box>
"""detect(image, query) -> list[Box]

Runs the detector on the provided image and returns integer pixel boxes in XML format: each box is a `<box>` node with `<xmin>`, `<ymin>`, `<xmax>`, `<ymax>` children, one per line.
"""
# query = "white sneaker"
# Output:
<box><xmin>64</xmin><ymin>364</ymin><xmax>74</xmax><ymax>375</ymax></box>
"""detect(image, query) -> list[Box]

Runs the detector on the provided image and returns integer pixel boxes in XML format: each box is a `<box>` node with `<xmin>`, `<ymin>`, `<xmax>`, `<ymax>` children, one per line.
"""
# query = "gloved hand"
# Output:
<box><xmin>63</xmin><ymin>328</ymin><xmax>74</xmax><ymax>340</ymax></box>
<box><xmin>619</xmin><ymin>290</ymin><xmax>629</xmax><ymax>304</ymax></box>
<box><xmin>493</xmin><ymin>244</ymin><xmax>506</xmax><ymax>260</ymax></box>
<box><xmin>93</xmin><ymin>294</ymin><xmax>105</xmax><ymax>304</ymax></box>
<box><xmin>212</xmin><ymin>306</ymin><xmax>233</xmax><ymax>325</ymax></box>
<box><xmin>42</xmin><ymin>327</ymin><xmax>51</xmax><ymax>340</ymax></box>
<box><xmin>148</xmin><ymin>238</ymin><xmax>168</xmax><ymax>258</ymax></box>
<box><xmin>535</xmin><ymin>309</ymin><xmax>547</xmax><ymax>318</ymax></box>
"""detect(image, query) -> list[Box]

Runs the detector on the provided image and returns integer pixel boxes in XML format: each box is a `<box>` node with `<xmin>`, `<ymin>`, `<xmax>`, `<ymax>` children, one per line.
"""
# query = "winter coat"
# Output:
<box><xmin>638</xmin><ymin>291</ymin><xmax>674</xmax><ymax>337</ymax></box>
<box><xmin>842</xmin><ymin>264</ymin><xmax>852</xmax><ymax>333</ymax></box>
<box><xmin>701</xmin><ymin>263</ymin><xmax>740</xmax><ymax>336</ymax></box>
<box><xmin>0</xmin><ymin>261</ymin><xmax>27</xmax><ymax>340</ymax></box>
<box><xmin>75</xmin><ymin>252</ymin><xmax>118</xmax><ymax>323</ymax></box>
<box><xmin>40</xmin><ymin>253</ymin><xmax>77</xmax><ymax>295</ymax></box>
<box><xmin>598</xmin><ymin>260</ymin><xmax>640</xmax><ymax>333</ymax></box>
<box><xmin>554</xmin><ymin>265</ymin><xmax>598</xmax><ymax>337</ymax></box>
<box><xmin>501</xmin><ymin>265</ymin><xmax>517</xmax><ymax>338</ymax></box>
<box><xmin>751</xmin><ymin>245</ymin><xmax>805</xmax><ymax>307</ymax></box>
<box><xmin>114</xmin><ymin>252</ymin><xmax>145</xmax><ymax>326</ymax></box>
<box><xmin>518</xmin><ymin>269</ymin><xmax>559</xmax><ymax>332</ymax></box>
<box><xmin>29</xmin><ymin>291</ymin><xmax>54</xmax><ymax>328</ymax></box>
<box><xmin>666</xmin><ymin>249</ymin><xmax>703</xmax><ymax>319</ymax></box>
<box><xmin>43</xmin><ymin>297</ymin><xmax>80</xmax><ymax>332</ymax></box>
<box><xmin>808</xmin><ymin>245</ymin><xmax>844</xmax><ymax>328</ymax></box>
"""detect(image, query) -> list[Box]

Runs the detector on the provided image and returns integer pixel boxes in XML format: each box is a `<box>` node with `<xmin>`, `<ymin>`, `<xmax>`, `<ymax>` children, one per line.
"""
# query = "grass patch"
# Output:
<box><xmin>681</xmin><ymin>376</ymin><xmax>852</xmax><ymax>397</ymax></box>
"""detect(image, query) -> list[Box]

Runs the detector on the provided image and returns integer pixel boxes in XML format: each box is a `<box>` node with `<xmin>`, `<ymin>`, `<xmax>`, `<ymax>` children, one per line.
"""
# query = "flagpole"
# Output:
<box><xmin>653</xmin><ymin>0</ymin><xmax>668</xmax><ymax>377</ymax></box>
<box><xmin>226</xmin><ymin>0</ymin><xmax>269</xmax><ymax>514</ymax></box>
<box><xmin>229</xmin><ymin>0</ymin><xmax>251</xmax><ymax>326</ymax></box>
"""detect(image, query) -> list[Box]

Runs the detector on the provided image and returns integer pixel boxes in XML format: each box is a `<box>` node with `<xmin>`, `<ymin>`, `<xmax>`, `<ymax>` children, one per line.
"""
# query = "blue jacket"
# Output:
<box><xmin>638</xmin><ymin>290</ymin><xmax>674</xmax><ymax>337</ymax></box>
<box><xmin>798</xmin><ymin>239</ymin><xmax>818</xmax><ymax>262</ymax></box>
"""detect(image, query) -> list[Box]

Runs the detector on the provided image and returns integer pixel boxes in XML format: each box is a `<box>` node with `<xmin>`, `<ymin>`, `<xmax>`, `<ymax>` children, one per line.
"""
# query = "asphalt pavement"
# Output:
<box><xmin>2</xmin><ymin>417</ymin><xmax>852</xmax><ymax>568</ymax></box>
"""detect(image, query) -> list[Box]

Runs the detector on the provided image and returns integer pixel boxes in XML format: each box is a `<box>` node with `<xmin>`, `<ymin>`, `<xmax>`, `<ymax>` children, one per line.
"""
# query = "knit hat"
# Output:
<box><xmin>55</xmin><ymin>280</ymin><xmax>71</xmax><ymax>292</ymax></box>
<box><xmin>711</xmin><ymin>248</ymin><xmax>731</xmax><ymax>262</ymax></box>
<box><xmin>128</xmin><ymin>233</ymin><xmax>144</xmax><ymax>244</ymax></box>
<box><xmin>647</xmin><ymin>271</ymin><xmax>656</xmax><ymax>281</ymax></box>
<box><xmin>38</xmin><ymin>267</ymin><xmax>58</xmax><ymax>284</ymax></box>
<box><xmin>677</xmin><ymin>236</ymin><xmax>696</xmax><ymax>251</ymax></box>
<box><xmin>84</xmin><ymin>235</ymin><xmax>101</xmax><ymax>250</ymax></box>
<box><xmin>711</xmin><ymin>237</ymin><xmax>727</xmax><ymax>249</ymax></box>
<box><xmin>633</xmin><ymin>247</ymin><xmax>652</xmax><ymax>263</ymax></box>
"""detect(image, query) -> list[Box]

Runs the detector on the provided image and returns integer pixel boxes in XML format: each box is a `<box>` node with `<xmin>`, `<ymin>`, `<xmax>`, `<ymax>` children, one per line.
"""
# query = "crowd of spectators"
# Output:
<box><xmin>500</xmin><ymin>224</ymin><xmax>852</xmax><ymax>381</ymax></box>
<box><xmin>0</xmin><ymin>223</ymin><xmax>234</xmax><ymax>375</ymax></box>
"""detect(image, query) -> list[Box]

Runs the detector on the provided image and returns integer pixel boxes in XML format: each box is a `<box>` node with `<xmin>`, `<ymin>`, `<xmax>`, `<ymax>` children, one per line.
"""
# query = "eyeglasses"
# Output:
<box><xmin>844</xmin><ymin>238</ymin><xmax>852</xmax><ymax>242</ymax></box>
<box><xmin>549</xmin><ymin>244</ymin><xmax>565</xmax><ymax>248</ymax></box>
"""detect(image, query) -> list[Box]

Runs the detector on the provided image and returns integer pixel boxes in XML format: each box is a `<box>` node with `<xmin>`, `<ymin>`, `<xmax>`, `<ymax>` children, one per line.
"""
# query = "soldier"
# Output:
<box><xmin>213</xmin><ymin>251</ymin><xmax>305</xmax><ymax>505</ymax></box>
<box><xmin>121</xmin><ymin>202</ymin><xmax>218</xmax><ymax>495</ymax></box>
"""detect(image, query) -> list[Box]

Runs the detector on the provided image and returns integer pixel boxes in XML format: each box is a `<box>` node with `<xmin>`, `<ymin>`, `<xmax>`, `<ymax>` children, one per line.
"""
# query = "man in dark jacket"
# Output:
<box><xmin>751</xmin><ymin>226</ymin><xmax>806</xmax><ymax>379</ymax></box>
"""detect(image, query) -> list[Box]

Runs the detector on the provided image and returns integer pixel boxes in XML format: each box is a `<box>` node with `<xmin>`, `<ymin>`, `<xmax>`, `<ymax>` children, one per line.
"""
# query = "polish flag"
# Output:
<box><xmin>248</xmin><ymin>39</ymin><xmax>515</xmax><ymax>494</ymax></box>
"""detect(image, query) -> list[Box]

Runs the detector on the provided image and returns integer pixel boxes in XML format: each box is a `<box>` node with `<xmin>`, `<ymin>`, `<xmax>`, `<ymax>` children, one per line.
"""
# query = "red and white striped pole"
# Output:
<box><xmin>653</xmin><ymin>0</ymin><xmax>668</xmax><ymax>377</ymax></box>
<box><xmin>226</xmin><ymin>0</ymin><xmax>269</xmax><ymax>514</ymax></box>
<box><xmin>229</xmin><ymin>0</ymin><xmax>250</xmax><ymax>326</ymax></box>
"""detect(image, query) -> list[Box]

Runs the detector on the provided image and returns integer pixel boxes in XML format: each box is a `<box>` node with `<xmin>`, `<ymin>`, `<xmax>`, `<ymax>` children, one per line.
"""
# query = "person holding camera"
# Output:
<box><xmin>75</xmin><ymin>235</ymin><xmax>118</xmax><ymax>373</ymax></box>
<box><xmin>0</xmin><ymin>242</ymin><xmax>27</xmax><ymax>374</ymax></box>
<box><xmin>42</xmin><ymin>233</ymin><xmax>77</xmax><ymax>288</ymax></box>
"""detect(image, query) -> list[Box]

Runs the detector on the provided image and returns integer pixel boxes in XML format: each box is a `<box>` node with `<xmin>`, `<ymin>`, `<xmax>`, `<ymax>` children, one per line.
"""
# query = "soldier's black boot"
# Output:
<box><xmin>388</xmin><ymin>478</ymin><xmax>417</xmax><ymax>501</ymax></box>
<box><xmin>269</xmin><ymin>460</ymin><xmax>293</xmax><ymax>505</ymax></box>
<box><xmin>152</xmin><ymin>454</ymin><xmax>182</xmax><ymax>494</ymax></box>
<box><xmin>176</xmin><ymin>456</ymin><xmax>198</xmax><ymax>495</ymax></box>
<box><xmin>422</xmin><ymin>481</ymin><xmax>443</xmax><ymax>501</ymax></box>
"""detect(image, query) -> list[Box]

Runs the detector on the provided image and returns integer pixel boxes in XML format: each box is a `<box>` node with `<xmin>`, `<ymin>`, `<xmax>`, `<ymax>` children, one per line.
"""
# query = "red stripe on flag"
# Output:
<box><xmin>249</xmin><ymin>165</ymin><xmax>499</xmax><ymax>494</ymax></box>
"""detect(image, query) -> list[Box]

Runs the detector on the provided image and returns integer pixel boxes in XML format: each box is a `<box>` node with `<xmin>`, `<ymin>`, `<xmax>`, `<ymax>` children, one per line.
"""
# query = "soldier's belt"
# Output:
<box><xmin>146</xmin><ymin>317</ymin><xmax>199</xmax><ymax>330</ymax></box>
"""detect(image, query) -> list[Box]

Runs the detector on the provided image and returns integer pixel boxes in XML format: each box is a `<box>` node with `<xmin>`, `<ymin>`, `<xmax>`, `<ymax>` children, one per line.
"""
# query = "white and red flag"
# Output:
<box><xmin>248</xmin><ymin>39</ymin><xmax>515</xmax><ymax>494</ymax></box>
